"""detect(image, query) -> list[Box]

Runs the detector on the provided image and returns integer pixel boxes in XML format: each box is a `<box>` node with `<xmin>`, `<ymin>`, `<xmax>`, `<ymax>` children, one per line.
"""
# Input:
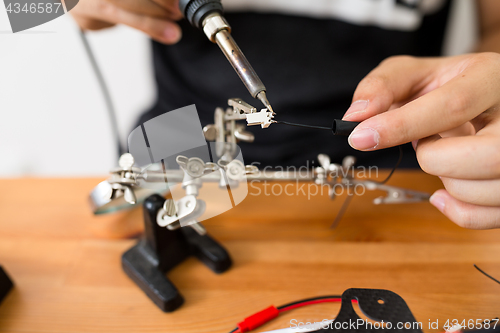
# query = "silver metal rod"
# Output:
<box><xmin>140</xmin><ymin>170</ymin><xmax>184</xmax><ymax>183</ymax></box>
<box><xmin>251</xmin><ymin>170</ymin><xmax>315</xmax><ymax>181</ymax></box>
<box><xmin>141</xmin><ymin>170</ymin><xmax>316</xmax><ymax>183</ymax></box>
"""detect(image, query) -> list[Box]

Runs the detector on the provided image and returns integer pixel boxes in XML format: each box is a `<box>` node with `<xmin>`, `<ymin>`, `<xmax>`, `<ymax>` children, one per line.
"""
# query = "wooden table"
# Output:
<box><xmin>0</xmin><ymin>172</ymin><xmax>499</xmax><ymax>333</ymax></box>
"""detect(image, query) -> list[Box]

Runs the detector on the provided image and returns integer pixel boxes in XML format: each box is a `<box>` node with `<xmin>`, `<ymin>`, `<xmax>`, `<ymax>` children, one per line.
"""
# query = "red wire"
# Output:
<box><xmin>234</xmin><ymin>298</ymin><xmax>359</xmax><ymax>333</ymax></box>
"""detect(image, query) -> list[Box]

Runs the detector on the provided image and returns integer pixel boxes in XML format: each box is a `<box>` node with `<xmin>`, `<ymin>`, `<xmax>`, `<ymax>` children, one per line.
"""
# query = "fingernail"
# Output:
<box><xmin>348</xmin><ymin>128</ymin><xmax>379</xmax><ymax>150</ymax></box>
<box><xmin>164</xmin><ymin>27</ymin><xmax>181</xmax><ymax>43</ymax></box>
<box><xmin>343</xmin><ymin>100</ymin><xmax>369</xmax><ymax>120</ymax></box>
<box><xmin>411</xmin><ymin>140</ymin><xmax>419</xmax><ymax>151</ymax></box>
<box><xmin>430</xmin><ymin>193</ymin><xmax>445</xmax><ymax>213</ymax></box>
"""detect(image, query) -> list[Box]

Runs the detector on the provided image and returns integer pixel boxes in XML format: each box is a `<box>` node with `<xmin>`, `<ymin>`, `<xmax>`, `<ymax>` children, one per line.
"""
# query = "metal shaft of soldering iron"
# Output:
<box><xmin>213</xmin><ymin>29</ymin><xmax>273</xmax><ymax>113</ymax></box>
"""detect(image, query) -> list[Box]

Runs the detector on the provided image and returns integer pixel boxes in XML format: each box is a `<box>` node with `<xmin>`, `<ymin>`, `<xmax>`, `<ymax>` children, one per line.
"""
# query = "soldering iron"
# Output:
<box><xmin>179</xmin><ymin>0</ymin><xmax>274</xmax><ymax>114</ymax></box>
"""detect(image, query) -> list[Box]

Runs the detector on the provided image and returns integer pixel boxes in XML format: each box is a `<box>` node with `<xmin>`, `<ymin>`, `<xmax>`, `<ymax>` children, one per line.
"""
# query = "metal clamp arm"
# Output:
<box><xmin>361</xmin><ymin>181</ymin><xmax>431</xmax><ymax>204</ymax></box>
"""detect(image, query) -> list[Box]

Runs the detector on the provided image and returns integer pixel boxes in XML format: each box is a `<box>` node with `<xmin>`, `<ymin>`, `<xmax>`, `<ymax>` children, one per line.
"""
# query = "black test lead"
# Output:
<box><xmin>275</xmin><ymin>119</ymin><xmax>360</xmax><ymax>136</ymax></box>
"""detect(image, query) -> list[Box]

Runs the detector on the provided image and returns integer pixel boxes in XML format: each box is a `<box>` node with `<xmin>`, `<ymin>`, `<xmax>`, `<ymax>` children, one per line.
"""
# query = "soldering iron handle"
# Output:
<box><xmin>332</xmin><ymin>120</ymin><xmax>360</xmax><ymax>136</ymax></box>
<box><xmin>179</xmin><ymin>0</ymin><xmax>223</xmax><ymax>29</ymax></box>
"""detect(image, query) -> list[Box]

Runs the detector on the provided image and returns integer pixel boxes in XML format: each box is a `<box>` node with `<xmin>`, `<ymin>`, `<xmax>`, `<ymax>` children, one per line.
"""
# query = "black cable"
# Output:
<box><xmin>277</xmin><ymin>295</ymin><xmax>343</xmax><ymax>310</ymax></box>
<box><xmin>78</xmin><ymin>29</ymin><xmax>125</xmax><ymax>158</ymax></box>
<box><xmin>275</xmin><ymin>119</ymin><xmax>360</xmax><ymax>134</ymax></box>
<box><xmin>377</xmin><ymin>145</ymin><xmax>403</xmax><ymax>185</ymax></box>
<box><xmin>474</xmin><ymin>264</ymin><xmax>500</xmax><ymax>285</ymax></box>
<box><xmin>330</xmin><ymin>193</ymin><xmax>353</xmax><ymax>229</ymax></box>
<box><xmin>228</xmin><ymin>328</ymin><xmax>238</xmax><ymax>333</ymax></box>
<box><xmin>275</xmin><ymin>121</ymin><xmax>331</xmax><ymax>131</ymax></box>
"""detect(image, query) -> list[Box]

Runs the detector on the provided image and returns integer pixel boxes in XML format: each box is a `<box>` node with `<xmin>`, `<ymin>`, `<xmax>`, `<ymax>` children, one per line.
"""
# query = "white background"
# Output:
<box><xmin>0</xmin><ymin>0</ymin><xmax>478</xmax><ymax>177</ymax></box>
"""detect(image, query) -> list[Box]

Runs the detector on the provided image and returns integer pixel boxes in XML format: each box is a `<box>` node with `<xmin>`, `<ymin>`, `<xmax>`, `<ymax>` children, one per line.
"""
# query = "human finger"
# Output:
<box><xmin>440</xmin><ymin>177</ymin><xmax>500</xmax><ymax>206</ymax></box>
<box><xmin>430</xmin><ymin>189</ymin><xmax>500</xmax><ymax>229</ymax></box>
<box><xmin>348</xmin><ymin>53</ymin><xmax>500</xmax><ymax>151</ymax></box>
<box><xmin>416</xmin><ymin>134</ymin><xmax>500</xmax><ymax>179</ymax></box>
<box><xmin>343</xmin><ymin>56</ymin><xmax>442</xmax><ymax>121</ymax></box>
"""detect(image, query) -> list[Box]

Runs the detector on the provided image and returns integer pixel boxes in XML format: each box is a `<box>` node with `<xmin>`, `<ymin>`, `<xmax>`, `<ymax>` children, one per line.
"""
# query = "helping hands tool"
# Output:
<box><xmin>88</xmin><ymin>98</ymin><xmax>430</xmax><ymax>312</ymax></box>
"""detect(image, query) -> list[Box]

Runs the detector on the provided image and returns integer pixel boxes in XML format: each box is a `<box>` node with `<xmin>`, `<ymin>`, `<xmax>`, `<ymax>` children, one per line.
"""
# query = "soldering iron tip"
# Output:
<box><xmin>257</xmin><ymin>91</ymin><xmax>275</xmax><ymax>115</ymax></box>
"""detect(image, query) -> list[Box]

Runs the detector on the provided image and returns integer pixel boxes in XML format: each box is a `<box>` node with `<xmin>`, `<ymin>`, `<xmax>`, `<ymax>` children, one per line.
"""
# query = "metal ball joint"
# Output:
<box><xmin>107</xmin><ymin>153</ymin><xmax>141</xmax><ymax>204</ymax></box>
<box><xmin>176</xmin><ymin>156</ymin><xmax>217</xmax><ymax>179</ymax></box>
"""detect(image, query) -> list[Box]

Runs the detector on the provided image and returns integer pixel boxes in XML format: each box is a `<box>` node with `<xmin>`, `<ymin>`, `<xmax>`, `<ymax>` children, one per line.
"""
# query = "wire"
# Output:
<box><xmin>330</xmin><ymin>193</ymin><xmax>353</xmax><ymax>229</ymax></box>
<box><xmin>279</xmin><ymin>298</ymin><xmax>346</xmax><ymax>312</ymax></box>
<box><xmin>276</xmin><ymin>295</ymin><xmax>342</xmax><ymax>310</ymax></box>
<box><xmin>78</xmin><ymin>29</ymin><xmax>125</xmax><ymax>158</ymax></box>
<box><xmin>474</xmin><ymin>264</ymin><xmax>500</xmax><ymax>285</ymax></box>
<box><xmin>228</xmin><ymin>296</ymin><xmax>344</xmax><ymax>333</ymax></box>
<box><xmin>375</xmin><ymin>146</ymin><xmax>403</xmax><ymax>184</ymax></box>
<box><xmin>376</xmin><ymin>145</ymin><xmax>403</xmax><ymax>185</ymax></box>
<box><xmin>274</xmin><ymin>121</ymin><xmax>331</xmax><ymax>131</ymax></box>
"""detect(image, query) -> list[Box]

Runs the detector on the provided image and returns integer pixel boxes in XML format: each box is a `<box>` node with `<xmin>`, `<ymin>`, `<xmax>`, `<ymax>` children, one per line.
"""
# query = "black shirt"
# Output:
<box><xmin>136</xmin><ymin>0</ymin><xmax>452</xmax><ymax>168</ymax></box>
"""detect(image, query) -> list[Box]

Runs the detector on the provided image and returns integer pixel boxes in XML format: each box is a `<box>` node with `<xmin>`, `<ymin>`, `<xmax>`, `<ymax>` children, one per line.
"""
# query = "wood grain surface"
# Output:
<box><xmin>0</xmin><ymin>172</ymin><xmax>499</xmax><ymax>333</ymax></box>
